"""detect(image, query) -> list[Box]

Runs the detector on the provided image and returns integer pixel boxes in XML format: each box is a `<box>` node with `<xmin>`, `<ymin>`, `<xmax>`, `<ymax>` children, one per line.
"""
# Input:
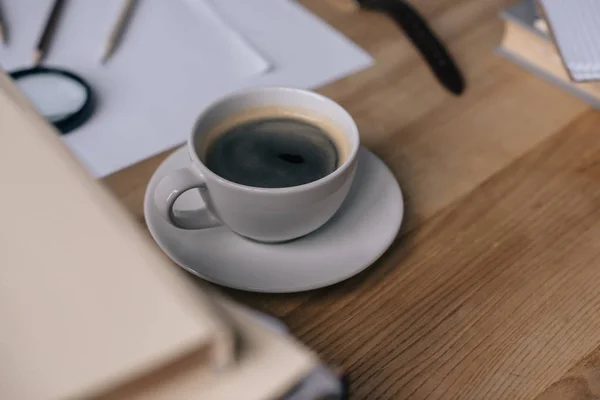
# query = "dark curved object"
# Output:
<box><xmin>9</xmin><ymin>66</ymin><xmax>95</xmax><ymax>135</ymax></box>
<box><xmin>358</xmin><ymin>0</ymin><xmax>465</xmax><ymax>95</ymax></box>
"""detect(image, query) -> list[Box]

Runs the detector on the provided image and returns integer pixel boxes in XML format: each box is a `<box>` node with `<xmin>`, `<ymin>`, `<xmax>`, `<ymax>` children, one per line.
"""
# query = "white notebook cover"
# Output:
<box><xmin>539</xmin><ymin>0</ymin><xmax>600</xmax><ymax>81</ymax></box>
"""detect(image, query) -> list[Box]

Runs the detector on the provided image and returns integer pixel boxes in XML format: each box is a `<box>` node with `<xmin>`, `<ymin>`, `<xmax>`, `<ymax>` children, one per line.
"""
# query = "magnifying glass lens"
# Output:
<box><xmin>9</xmin><ymin>67</ymin><xmax>94</xmax><ymax>135</ymax></box>
<box><xmin>16</xmin><ymin>73</ymin><xmax>88</xmax><ymax>122</ymax></box>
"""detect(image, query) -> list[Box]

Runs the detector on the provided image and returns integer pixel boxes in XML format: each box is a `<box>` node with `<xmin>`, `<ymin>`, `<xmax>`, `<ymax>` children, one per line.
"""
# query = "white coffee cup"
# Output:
<box><xmin>153</xmin><ymin>87</ymin><xmax>360</xmax><ymax>242</ymax></box>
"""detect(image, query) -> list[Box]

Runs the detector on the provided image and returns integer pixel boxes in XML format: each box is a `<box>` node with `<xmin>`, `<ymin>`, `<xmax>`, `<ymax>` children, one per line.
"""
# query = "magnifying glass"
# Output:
<box><xmin>9</xmin><ymin>67</ymin><xmax>95</xmax><ymax>135</ymax></box>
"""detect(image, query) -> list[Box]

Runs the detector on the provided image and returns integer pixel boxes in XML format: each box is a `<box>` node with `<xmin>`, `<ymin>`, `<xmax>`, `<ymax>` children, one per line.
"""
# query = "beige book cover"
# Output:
<box><xmin>0</xmin><ymin>71</ymin><xmax>315</xmax><ymax>399</ymax></box>
<box><xmin>102</xmin><ymin>297</ymin><xmax>317</xmax><ymax>400</ymax></box>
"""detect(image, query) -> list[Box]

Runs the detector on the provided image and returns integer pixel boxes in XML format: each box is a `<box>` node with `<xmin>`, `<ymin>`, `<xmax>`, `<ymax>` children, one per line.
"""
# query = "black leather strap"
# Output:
<box><xmin>359</xmin><ymin>0</ymin><xmax>465</xmax><ymax>95</ymax></box>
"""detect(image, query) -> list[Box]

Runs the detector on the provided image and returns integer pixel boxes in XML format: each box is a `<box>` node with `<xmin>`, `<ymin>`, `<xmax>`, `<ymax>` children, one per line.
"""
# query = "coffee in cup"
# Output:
<box><xmin>200</xmin><ymin>107</ymin><xmax>350</xmax><ymax>189</ymax></box>
<box><xmin>153</xmin><ymin>87</ymin><xmax>360</xmax><ymax>242</ymax></box>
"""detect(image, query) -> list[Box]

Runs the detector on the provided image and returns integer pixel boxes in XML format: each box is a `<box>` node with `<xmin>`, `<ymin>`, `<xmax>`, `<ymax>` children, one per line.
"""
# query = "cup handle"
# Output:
<box><xmin>153</xmin><ymin>167</ymin><xmax>223</xmax><ymax>230</ymax></box>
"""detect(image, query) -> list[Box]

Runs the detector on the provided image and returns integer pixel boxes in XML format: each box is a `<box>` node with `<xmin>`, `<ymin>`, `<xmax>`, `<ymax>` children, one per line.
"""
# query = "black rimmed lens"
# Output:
<box><xmin>9</xmin><ymin>67</ymin><xmax>95</xmax><ymax>135</ymax></box>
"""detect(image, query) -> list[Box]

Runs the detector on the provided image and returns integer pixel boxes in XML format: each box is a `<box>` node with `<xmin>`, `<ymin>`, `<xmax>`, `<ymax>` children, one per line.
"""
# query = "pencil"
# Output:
<box><xmin>101</xmin><ymin>0</ymin><xmax>137</xmax><ymax>64</ymax></box>
<box><xmin>33</xmin><ymin>0</ymin><xmax>67</xmax><ymax>65</ymax></box>
<box><xmin>0</xmin><ymin>1</ymin><xmax>7</xmax><ymax>44</ymax></box>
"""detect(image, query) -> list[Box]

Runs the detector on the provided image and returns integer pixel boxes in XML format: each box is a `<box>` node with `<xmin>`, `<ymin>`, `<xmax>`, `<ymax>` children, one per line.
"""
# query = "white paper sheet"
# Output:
<box><xmin>206</xmin><ymin>0</ymin><xmax>373</xmax><ymax>89</ymax></box>
<box><xmin>0</xmin><ymin>0</ymin><xmax>372</xmax><ymax>177</ymax></box>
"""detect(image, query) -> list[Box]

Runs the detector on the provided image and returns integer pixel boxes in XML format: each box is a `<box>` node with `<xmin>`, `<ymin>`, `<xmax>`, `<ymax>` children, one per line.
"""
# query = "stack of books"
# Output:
<box><xmin>0</xmin><ymin>71</ymin><xmax>328</xmax><ymax>400</ymax></box>
<box><xmin>498</xmin><ymin>0</ymin><xmax>600</xmax><ymax>108</ymax></box>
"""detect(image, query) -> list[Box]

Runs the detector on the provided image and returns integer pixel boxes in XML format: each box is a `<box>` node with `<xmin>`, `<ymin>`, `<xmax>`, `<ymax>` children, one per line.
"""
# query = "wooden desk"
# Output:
<box><xmin>104</xmin><ymin>0</ymin><xmax>600</xmax><ymax>398</ymax></box>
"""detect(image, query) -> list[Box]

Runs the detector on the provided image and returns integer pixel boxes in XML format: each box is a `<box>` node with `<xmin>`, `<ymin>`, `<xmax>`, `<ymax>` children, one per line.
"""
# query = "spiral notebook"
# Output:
<box><xmin>539</xmin><ymin>0</ymin><xmax>600</xmax><ymax>82</ymax></box>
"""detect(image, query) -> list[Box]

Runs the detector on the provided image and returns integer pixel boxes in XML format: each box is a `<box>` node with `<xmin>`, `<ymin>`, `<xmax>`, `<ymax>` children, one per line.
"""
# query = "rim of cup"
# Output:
<box><xmin>187</xmin><ymin>86</ymin><xmax>360</xmax><ymax>194</ymax></box>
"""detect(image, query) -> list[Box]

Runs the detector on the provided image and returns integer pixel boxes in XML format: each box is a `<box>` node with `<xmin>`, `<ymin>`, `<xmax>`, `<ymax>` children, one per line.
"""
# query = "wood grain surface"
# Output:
<box><xmin>104</xmin><ymin>0</ymin><xmax>600</xmax><ymax>398</ymax></box>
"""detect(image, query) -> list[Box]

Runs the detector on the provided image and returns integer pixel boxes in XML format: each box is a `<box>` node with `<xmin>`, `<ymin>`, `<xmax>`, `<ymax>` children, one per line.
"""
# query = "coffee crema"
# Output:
<box><xmin>202</xmin><ymin>108</ymin><xmax>348</xmax><ymax>189</ymax></box>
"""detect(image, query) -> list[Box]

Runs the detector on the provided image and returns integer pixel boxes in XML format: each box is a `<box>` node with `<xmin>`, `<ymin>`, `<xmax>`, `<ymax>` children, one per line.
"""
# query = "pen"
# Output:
<box><xmin>0</xmin><ymin>0</ymin><xmax>6</xmax><ymax>44</ymax></box>
<box><xmin>34</xmin><ymin>0</ymin><xmax>67</xmax><ymax>65</ymax></box>
<box><xmin>101</xmin><ymin>0</ymin><xmax>137</xmax><ymax>63</ymax></box>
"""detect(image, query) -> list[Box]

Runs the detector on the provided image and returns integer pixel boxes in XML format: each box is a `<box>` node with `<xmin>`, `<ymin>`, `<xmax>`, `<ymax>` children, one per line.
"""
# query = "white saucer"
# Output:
<box><xmin>144</xmin><ymin>146</ymin><xmax>404</xmax><ymax>293</ymax></box>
